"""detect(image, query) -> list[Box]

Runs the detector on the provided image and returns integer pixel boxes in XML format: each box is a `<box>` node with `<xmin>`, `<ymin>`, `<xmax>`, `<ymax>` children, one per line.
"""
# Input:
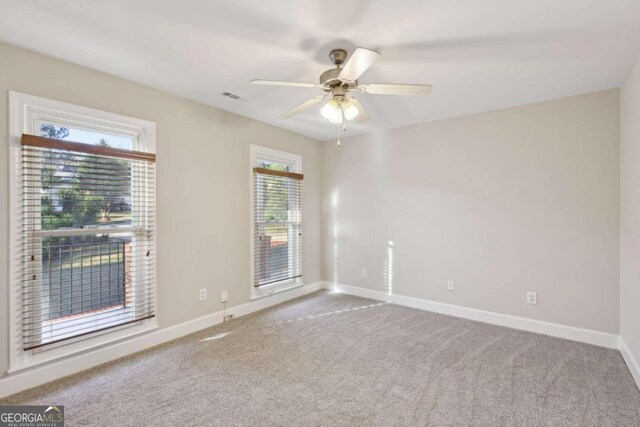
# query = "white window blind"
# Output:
<box><xmin>18</xmin><ymin>134</ymin><xmax>156</xmax><ymax>350</ymax></box>
<box><xmin>253</xmin><ymin>167</ymin><xmax>303</xmax><ymax>287</ymax></box>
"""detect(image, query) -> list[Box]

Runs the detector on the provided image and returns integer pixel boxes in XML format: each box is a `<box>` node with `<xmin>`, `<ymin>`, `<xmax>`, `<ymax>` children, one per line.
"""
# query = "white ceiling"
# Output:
<box><xmin>2</xmin><ymin>0</ymin><xmax>640</xmax><ymax>141</ymax></box>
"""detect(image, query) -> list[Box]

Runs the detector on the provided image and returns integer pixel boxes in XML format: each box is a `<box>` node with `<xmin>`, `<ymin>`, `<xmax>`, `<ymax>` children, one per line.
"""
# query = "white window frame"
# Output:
<box><xmin>249</xmin><ymin>144</ymin><xmax>303</xmax><ymax>300</ymax></box>
<box><xmin>8</xmin><ymin>92</ymin><xmax>158</xmax><ymax>372</ymax></box>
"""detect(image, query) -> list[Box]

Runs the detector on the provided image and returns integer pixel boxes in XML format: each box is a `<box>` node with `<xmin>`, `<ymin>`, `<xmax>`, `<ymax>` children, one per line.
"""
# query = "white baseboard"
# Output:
<box><xmin>323</xmin><ymin>282</ymin><xmax>619</xmax><ymax>349</ymax></box>
<box><xmin>0</xmin><ymin>281</ymin><xmax>323</xmax><ymax>399</ymax></box>
<box><xmin>2</xmin><ymin>281</ymin><xmax>632</xmax><ymax>399</ymax></box>
<box><xmin>619</xmin><ymin>337</ymin><xmax>640</xmax><ymax>390</ymax></box>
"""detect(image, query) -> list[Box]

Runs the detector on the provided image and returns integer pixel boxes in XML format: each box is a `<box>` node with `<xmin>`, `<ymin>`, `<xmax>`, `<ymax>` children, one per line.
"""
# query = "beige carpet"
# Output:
<box><xmin>2</xmin><ymin>290</ymin><xmax>639</xmax><ymax>426</ymax></box>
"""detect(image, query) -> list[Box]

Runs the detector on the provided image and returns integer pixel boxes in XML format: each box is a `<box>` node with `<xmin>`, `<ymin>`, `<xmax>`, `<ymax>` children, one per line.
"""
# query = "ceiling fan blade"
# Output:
<box><xmin>338</xmin><ymin>48</ymin><xmax>380</xmax><ymax>82</ymax></box>
<box><xmin>349</xmin><ymin>97</ymin><xmax>370</xmax><ymax>122</ymax></box>
<box><xmin>359</xmin><ymin>83</ymin><xmax>432</xmax><ymax>96</ymax></box>
<box><xmin>251</xmin><ymin>79</ymin><xmax>319</xmax><ymax>88</ymax></box>
<box><xmin>281</xmin><ymin>95</ymin><xmax>327</xmax><ymax>118</ymax></box>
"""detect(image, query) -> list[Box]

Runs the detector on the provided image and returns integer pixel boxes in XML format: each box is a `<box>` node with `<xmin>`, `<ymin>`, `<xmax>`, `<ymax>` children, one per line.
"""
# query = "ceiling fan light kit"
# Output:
<box><xmin>321</xmin><ymin>97</ymin><xmax>359</xmax><ymax>123</ymax></box>
<box><xmin>251</xmin><ymin>47</ymin><xmax>433</xmax><ymax>145</ymax></box>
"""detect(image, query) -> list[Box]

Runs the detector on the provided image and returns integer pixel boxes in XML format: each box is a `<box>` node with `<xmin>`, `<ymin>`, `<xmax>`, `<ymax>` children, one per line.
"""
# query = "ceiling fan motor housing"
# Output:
<box><xmin>321</xmin><ymin>49</ymin><xmax>358</xmax><ymax>90</ymax></box>
<box><xmin>319</xmin><ymin>68</ymin><xmax>358</xmax><ymax>90</ymax></box>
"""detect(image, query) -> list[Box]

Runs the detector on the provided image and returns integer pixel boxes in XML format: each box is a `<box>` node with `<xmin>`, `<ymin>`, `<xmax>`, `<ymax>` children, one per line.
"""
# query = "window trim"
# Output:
<box><xmin>8</xmin><ymin>91</ymin><xmax>157</xmax><ymax>372</ymax></box>
<box><xmin>249</xmin><ymin>144</ymin><xmax>303</xmax><ymax>300</ymax></box>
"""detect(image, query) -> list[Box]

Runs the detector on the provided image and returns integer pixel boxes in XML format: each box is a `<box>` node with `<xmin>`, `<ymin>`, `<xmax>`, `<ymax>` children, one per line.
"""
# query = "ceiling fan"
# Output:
<box><xmin>251</xmin><ymin>48</ymin><xmax>432</xmax><ymax>137</ymax></box>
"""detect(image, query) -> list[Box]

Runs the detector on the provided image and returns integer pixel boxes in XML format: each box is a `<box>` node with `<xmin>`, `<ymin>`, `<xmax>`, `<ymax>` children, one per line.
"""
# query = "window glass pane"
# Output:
<box><xmin>259</xmin><ymin>176</ymin><xmax>289</xmax><ymax>223</ymax></box>
<box><xmin>257</xmin><ymin>223</ymin><xmax>298</xmax><ymax>285</ymax></box>
<box><xmin>41</xmin><ymin>233</ymin><xmax>130</xmax><ymax>320</ymax></box>
<box><xmin>258</xmin><ymin>160</ymin><xmax>291</xmax><ymax>172</ymax></box>
<box><xmin>37</xmin><ymin>150</ymin><xmax>132</xmax><ymax>230</ymax></box>
<box><xmin>40</xmin><ymin>123</ymin><xmax>135</xmax><ymax>150</ymax></box>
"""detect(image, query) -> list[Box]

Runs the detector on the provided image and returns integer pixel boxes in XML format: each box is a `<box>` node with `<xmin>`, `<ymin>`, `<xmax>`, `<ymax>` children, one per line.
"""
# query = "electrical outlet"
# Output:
<box><xmin>199</xmin><ymin>288</ymin><xmax>207</xmax><ymax>301</ymax></box>
<box><xmin>220</xmin><ymin>290</ymin><xmax>228</xmax><ymax>303</ymax></box>
<box><xmin>527</xmin><ymin>291</ymin><xmax>537</xmax><ymax>305</ymax></box>
<box><xmin>361</xmin><ymin>268</ymin><xmax>368</xmax><ymax>278</ymax></box>
<box><xmin>447</xmin><ymin>280</ymin><xmax>455</xmax><ymax>292</ymax></box>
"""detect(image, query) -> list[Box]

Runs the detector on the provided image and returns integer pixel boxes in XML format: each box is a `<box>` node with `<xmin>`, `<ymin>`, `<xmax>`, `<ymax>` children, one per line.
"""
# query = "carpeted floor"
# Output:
<box><xmin>2</xmin><ymin>290</ymin><xmax>639</xmax><ymax>426</ymax></box>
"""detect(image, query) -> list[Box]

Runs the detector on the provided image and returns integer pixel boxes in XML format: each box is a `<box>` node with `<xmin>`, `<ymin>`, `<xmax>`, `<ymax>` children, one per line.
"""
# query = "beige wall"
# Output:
<box><xmin>620</xmin><ymin>54</ymin><xmax>640</xmax><ymax>366</ymax></box>
<box><xmin>322</xmin><ymin>90</ymin><xmax>620</xmax><ymax>333</ymax></box>
<box><xmin>0</xmin><ymin>40</ymin><xmax>627</xmax><ymax>383</ymax></box>
<box><xmin>0</xmin><ymin>42</ymin><xmax>323</xmax><ymax>377</ymax></box>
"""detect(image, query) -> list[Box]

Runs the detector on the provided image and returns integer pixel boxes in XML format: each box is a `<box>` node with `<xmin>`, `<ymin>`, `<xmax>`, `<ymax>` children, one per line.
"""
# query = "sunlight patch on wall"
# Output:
<box><xmin>384</xmin><ymin>240</ymin><xmax>394</xmax><ymax>295</ymax></box>
<box><xmin>333</xmin><ymin>224</ymin><xmax>339</xmax><ymax>284</ymax></box>
<box><xmin>332</xmin><ymin>190</ymin><xmax>339</xmax><ymax>285</ymax></box>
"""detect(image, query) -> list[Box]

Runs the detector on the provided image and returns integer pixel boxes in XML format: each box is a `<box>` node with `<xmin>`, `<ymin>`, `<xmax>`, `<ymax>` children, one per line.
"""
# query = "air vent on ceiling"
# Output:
<box><xmin>222</xmin><ymin>91</ymin><xmax>242</xmax><ymax>100</ymax></box>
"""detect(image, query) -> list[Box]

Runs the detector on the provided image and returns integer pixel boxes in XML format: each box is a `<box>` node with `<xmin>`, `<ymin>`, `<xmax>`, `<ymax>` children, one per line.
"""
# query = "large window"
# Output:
<box><xmin>250</xmin><ymin>146</ymin><xmax>303</xmax><ymax>298</ymax></box>
<box><xmin>9</xmin><ymin>93</ymin><xmax>156</xmax><ymax>371</ymax></box>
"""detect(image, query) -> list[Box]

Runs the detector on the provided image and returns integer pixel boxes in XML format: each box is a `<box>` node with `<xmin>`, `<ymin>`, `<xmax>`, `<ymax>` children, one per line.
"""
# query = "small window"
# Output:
<box><xmin>250</xmin><ymin>146</ymin><xmax>303</xmax><ymax>298</ymax></box>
